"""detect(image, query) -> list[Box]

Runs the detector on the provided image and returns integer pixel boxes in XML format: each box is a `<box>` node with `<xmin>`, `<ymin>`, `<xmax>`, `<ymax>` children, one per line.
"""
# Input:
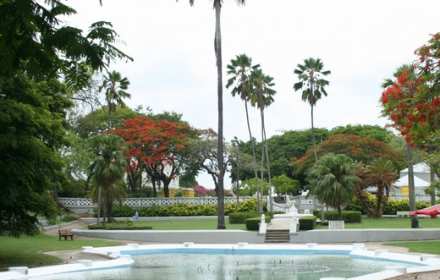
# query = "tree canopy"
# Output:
<box><xmin>0</xmin><ymin>0</ymin><xmax>130</xmax><ymax>235</ymax></box>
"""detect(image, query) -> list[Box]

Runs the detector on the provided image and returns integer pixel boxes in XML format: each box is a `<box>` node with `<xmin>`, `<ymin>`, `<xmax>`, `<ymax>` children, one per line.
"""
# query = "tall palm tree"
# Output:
<box><xmin>294</xmin><ymin>58</ymin><xmax>331</xmax><ymax>161</ymax></box>
<box><xmin>308</xmin><ymin>153</ymin><xmax>359</xmax><ymax>218</ymax></box>
<box><xmin>179</xmin><ymin>0</ymin><xmax>246</xmax><ymax>229</ymax></box>
<box><xmin>88</xmin><ymin>135</ymin><xmax>126</xmax><ymax>224</ymax></box>
<box><xmin>250</xmin><ymin>67</ymin><xmax>276</xmax><ymax>212</ymax></box>
<box><xmin>99</xmin><ymin>70</ymin><xmax>130</xmax><ymax>128</ymax></box>
<box><xmin>226</xmin><ymin>55</ymin><xmax>259</xmax><ymax>181</ymax></box>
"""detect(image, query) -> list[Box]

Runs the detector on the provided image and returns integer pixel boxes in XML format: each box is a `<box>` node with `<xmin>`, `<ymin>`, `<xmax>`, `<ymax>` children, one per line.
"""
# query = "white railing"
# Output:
<box><xmin>58</xmin><ymin>196</ymin><xmax>252</xmax><ymax>210</ymax></box>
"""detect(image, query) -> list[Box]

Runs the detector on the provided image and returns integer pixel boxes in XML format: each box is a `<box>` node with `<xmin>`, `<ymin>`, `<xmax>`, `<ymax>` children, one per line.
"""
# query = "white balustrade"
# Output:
<box><xmin>58</xmin><ymin>196</ymin><xmax>252</xmax><ymax>210</ymax></box>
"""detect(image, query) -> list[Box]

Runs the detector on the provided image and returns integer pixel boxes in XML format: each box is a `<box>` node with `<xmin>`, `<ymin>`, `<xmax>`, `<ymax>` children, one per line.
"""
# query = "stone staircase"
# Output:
<box><xmin>264</xmin><ymin>229</ymin><xmax>290</xmax><ymax>243</ymax></box>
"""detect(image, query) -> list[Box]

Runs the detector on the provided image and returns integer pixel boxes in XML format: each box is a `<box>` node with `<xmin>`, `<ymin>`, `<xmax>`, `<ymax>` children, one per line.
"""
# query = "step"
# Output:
<box><xmin>264</xmin><ymin>229</ymin><xmax>290</xmax><ymax>243</ymax></box>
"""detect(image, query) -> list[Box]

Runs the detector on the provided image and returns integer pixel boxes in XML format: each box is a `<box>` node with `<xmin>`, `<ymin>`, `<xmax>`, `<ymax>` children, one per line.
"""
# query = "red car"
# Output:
<box><xmin>410</xmin><ymin>204</ymin><xmax>440</xmax><ymax>218</ymax></box>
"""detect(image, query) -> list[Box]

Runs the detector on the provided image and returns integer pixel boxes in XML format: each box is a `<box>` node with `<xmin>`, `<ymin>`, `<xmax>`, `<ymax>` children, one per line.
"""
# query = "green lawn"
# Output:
<box><xmin>0</xmin><ymin>234</ymin><xmax>119</xmax><ymax>270</ymax></box>
<box><xmin>316</xmin><ymin>218</ymin><xmax>440</xmax><ymax>229</ymax></box>
<box><xmin>385</xmin><ymin>240</ymin><xmax>440</xmax><ymax>255</ymax></box>
<box><xmin>106</xmin><ymin>218</ymin><xmax>246</xmax><ymax>230</ymax></box>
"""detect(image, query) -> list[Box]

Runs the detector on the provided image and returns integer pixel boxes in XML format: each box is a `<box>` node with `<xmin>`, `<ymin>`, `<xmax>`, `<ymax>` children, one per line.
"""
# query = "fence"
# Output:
<box><xmin>58</xmin><ymin>196</ymin><xmax>253</xmax><ymax>213</ymax></box>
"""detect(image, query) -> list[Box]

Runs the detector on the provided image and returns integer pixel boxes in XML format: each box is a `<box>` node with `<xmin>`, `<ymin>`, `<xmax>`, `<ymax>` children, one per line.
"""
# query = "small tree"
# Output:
<box><xmin>272</xmin><ymin>175</ymin><xmax>300</xmax><ymax>196</ymax></box>
<box><xmin>88</xmin><ymin>134</ymin><xmax>127</xmax><ymax>223</ymax></box>
<box><xmin>307</xmin><ymin>153</ymin><xmax>359</xmax><ymax>219</ymax></box>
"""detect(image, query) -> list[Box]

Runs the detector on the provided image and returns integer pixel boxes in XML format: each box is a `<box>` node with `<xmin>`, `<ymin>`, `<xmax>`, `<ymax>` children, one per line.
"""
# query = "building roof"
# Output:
<box><xmin>393</xmin><ymin>174</ymin><xmax>430</xmax><ymax>188</ymax></box>
<box><xmin>400</xmin><ymin>162</ymin><xmax>431</xmax><ymax>174</ymax></box>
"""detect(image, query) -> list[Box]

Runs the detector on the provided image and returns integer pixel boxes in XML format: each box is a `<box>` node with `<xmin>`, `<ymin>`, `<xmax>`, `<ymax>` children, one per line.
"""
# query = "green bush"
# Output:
<box><xmin>229</xmin><ymin>212</ymin><xmax>258</xmax><ymax>224</ymax></box>
<box><xmin>106</xmin><ymin>199</ymin><xmax>258</xmax><ymax>218</ymax></box>
<box><xmin>88</xmin><ymin>221</ymin><xmax>152</xmax><ymax>230</ymax></box>
<box><xmin>383</xmin><ymin>200</ymin><xmax>430</xmax><ymax>215</ymax></box>
<box><xmin>299</xmin><ymin>216</ymin><xmax>316</xmax><ymax>230</ymax></box>
<box><xmin>245</xmin><ymin>218</ymin><xmax>261</xmax><ymax>231</ymax></box>
<box><xmin>245</xmin><ymin>216</ymin><xmax>271</xmax><ymax>231</ymax></box>
<box><xmin>112</xmin><ymin>205</ymin><xmax>136</xmax><ymax>217</ymax></box>
<box><xmin>324</xmin><ymin>211</ymin><xmax>362</xmax><ymax>223</ymax></box>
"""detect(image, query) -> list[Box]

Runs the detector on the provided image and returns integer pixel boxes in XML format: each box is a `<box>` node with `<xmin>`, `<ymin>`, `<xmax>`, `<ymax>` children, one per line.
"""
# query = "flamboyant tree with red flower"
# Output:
<box><xmin>114</xmin><ymin>115</ymin><xmax>195</xmax><ymax>197</ymax></box>
<box><xmin>381</xmin><ymin>33</ymin><xmax>440</xmax><ymax>148</ymax></box>
<box><xmin>381</xmin><ymin>34</ymin><xmax>440</xmax><ymax>208</ymax></box>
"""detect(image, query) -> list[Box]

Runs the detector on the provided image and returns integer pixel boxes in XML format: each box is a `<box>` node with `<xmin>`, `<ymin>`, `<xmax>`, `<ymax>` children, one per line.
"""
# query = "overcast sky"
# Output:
<box><xmin>67</xmin><ymin>0</ymin><xmax>439</xmax><ymax>188</ymax></box>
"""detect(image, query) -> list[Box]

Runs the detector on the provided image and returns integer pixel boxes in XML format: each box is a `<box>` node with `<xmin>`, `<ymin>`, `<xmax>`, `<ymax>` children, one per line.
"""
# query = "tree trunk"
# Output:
<box><xmin>244</xmin><ymin>100</ymin><xmax>260</xmax><ymax>213</ymax></box>
<box><xmin>214</xmin><ymin>1</ymin><xmax>225</xmax><ymax>229</ymax></box>
<box><xmin>97</xmin><ymin>185</ymin><xmax>102</xmax><ymax>225</ymax></box>
<box><xmin>163</xmin><ymin>179</ymin><xmax>170</xmax><ymax>198</ymax></box>
<box><xmin>375</xmin><ymin>186</ymin><xmax>384</xmax><ymax>218</ymax></box>
<box><xmin>430</xmin><ymin>167</ymin><xmax>436</xmax><ymax>206</ymax></box>
<box><xmin>406</xmin><ymin>145</ymin><xmax>419</xmax><ymax>228</ymax></box>
<box><xmin>259</xmin><ymin>106</ymin><xmax>265</xmax><ymax>214</ymax></box>
<box><xmin>152</xmin><ymin>179</ymin><xmax>157</xmax><ymax>197</ymax></box>
<box><xmin>244</xmin><ymin>101</ymin><xmax>259</xmax><ymax>179</ymax></box>
<box><xmin>310</xmin><ymin>104</ymin><xmax>318</xmax><ymax>162</ymax></box>
<box><xmin>261</xmin><ymin>108</ymin><xmax>273</xmax><ymax>213</ymax></box>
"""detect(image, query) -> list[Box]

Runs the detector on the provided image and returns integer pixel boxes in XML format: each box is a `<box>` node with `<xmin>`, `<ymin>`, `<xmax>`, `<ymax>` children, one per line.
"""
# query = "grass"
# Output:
<box><xmin>90</xmin><ymin>217</ymin><xmax>440</xmax><ymax>231</ymax></box>
<box><xmin>316</xmin><ymin>217</ymin><xmax>440</xmax><ymax>229</ymax></box>
<box><xmin>95</xmin><ymin>217</ymin><xmax>246</xmax><ymax>230</ymax></box>
<box><xmin>385</xmin><ymin>240</ymin><xmax>440</xmax><ymax>255</ymax></box>
<box><xmin>0</xmin><ymin>234</ymin><xmax>120</xmax><ymax>270</ymax></box>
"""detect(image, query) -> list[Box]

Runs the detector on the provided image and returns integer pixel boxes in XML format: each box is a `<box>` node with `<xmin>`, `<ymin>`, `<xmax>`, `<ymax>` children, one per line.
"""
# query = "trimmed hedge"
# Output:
<box><xmin>108</xmin><ymin>199</ymin><xmax>258</xmax><ymax>218</ymax></box>
<box><xmin>229</xmin><ymin>212</ymin><xmax>258</xmax><ymax>224</ymax></box>
<box><xmin>324</xmin><ymin>211</ymin><xmax>362</xmax><ymax>223</ymax></box>
<box><xmin>245</xmin><ymin>216</ymin><xmax>271</xmax><ymax>231</ymax></box>
<box><xmin>313</xmin><ymin>211</ymin><xmax>362</xmax><ymax>223</ymax></box>
<box><xmin>88</xmin><ymin>222</ymin><xmax>152</xmax><ymax>230</ymax></box>
<box><xmin>299</xmin><ymin>216</ymin><xmax>316</xmax><ymax>230</ymax></box>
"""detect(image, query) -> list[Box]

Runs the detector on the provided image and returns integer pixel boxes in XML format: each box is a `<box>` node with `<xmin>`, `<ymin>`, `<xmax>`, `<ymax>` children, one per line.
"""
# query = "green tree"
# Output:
<box><xmin>272</xmin><ymin>175</ymin><xmax>300</xmax><ymax>196</ymax></box>
<box><xmin>75</xmin><ymin>106</ymin><xmax>139</xmax><ymax>138</ymax></box>
<box><xmin>356</xmin><ymin>159</ymin><xmax>398</xmax><ymax>217</ymax></box>
<box><xmin>308</xmin><ymin>153</ymin><xmax>359</xmax><ymax>218</ymax></box>
<box><xmin>179</xmin><ymin>0</ymin><xmax>246</xmax><ymax>229</ymax></box>
<box><xmin>0</xmin><ymin>0</ymin><xmax>130</xmax><ymax>235</ymax></box>
<box><xmin>226</xmin><ymin>54</ymin><xmax>259</xmax><ymax>181</ymax></box>
<box><xmin>294</xmin><ymin>58</ymin><xmax>331</xmax><ymax>161</ymax></box>
<box><xmin>99</xmin><ymin>71</ymin><xmax>130</xmax><ymax>128</ymax></box>
<box><xmin>241</xmin><ymin>178</ymin><xmax>270</xmax><ymax>196</ymax></box>
<box><xmin>88</xmin><ymin>135</ymin><xmax>127</xmax><ymax>223</ymax></box>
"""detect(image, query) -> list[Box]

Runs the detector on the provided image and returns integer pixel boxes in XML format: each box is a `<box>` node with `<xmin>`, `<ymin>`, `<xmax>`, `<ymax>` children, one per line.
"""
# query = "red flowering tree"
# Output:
<box><xmin>114</xmin><ymin>115</ymin><xmax>195</xmax><ymax>197</ymax></box>
<box><xmin>381</xmin><ymin>33</ymin><xmax>440</xmax><ymax>147</ymax></box>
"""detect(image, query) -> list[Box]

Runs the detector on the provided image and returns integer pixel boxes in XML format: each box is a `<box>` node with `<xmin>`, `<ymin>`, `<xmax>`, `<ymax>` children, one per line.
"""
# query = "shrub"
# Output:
<box><xmin>245</xmin><ymin>218</ymin><xmax>260</xmax><ymax>231</ymax></box>
<box><xmin>103</xmin><ymin>199</ymin><xmax>258</xmax><ymax>218</ymax></box>
<box><xmin>88</xmin><ymin>221</ymin><xmax>152</xmax><ymax>230</ymax></box>
<box><xmin>299</xmin><ymin>216</ymin><xmax>316</xmax><ymax>230</ymax></box>
<box><xmin>245</xmin><ymin>216</ymin><xmax>271</xmax><ymax>231</ymax></box>
<box><xmin>383</xmin><ymin>200</ymin><xmax>431</xmax><ymax>215</ymax></box>
<box><xmin>112</xmin><ymin>205</ymin><xmax>136</xmax><ymax>217</ymax></box>
<box><xmin>324</xmin><ymin>211</ymin><xmax>362</xmax><ymax>223</ymax></box>
<box><xmin>229</xmin><ymin>212</ymin><xmax>258</xmax><ymax>224</ymax></box>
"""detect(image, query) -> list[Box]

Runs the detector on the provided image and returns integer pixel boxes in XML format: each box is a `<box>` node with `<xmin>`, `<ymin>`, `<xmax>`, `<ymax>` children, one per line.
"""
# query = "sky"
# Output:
<box><xmin>66</xmin><ymin>0</ymin><xmax>440</xmax><ymax>188</ymax></box>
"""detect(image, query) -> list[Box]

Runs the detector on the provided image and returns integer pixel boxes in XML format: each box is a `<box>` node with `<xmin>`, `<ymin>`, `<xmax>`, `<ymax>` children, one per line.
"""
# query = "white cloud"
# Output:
<box><xmin>66</xmin><ymin>0</ymin><xmax>440</xmax><ymax>188</ymax></box>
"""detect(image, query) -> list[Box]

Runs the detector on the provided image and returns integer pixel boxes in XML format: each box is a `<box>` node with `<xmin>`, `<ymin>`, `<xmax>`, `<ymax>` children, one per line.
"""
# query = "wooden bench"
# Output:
<box><xmin>58</xmin><ymin>229</ymin><xmax>74</xmax><ymax>241</ymax></box>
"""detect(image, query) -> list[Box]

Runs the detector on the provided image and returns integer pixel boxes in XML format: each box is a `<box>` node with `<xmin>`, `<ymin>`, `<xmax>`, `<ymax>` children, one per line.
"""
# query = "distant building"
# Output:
<box><xmin>390</xmin><ymin>162</ymin><xmax>437</xmax><ymax>201</ymax></box>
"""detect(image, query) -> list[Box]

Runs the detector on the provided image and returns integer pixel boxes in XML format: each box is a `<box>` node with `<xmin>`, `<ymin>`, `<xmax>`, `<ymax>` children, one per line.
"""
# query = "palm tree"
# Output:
<box><xmin>365</xmin><ymin>159</ymin><xmax>398</xmax><ymax>217</ymax></box>
<box><xmin>308</xmin><ymin>153</ymin><xmax>359</xmax><ymax>218</ymax></box>
<box><xmin>179</xmin><ymin>0</ymin><xmax>246</xmax><ymax>229</ymax></box>
<box><xmin>250</xmin><ymin>67</ymin><xmax>276</xmax><ymax>212</ymax></box>
<box><xmin>99</xmin><ymin>70</ymin><xmax>130</xmax><ymax>128</ymax></box>
<box><xmin>226</xmin><ymin>54</ymin><xmax>259</xmax><ymax>184</ymax></box>
<box><xmin>88</xmin><ymin>135</ymin><xmax>127</xmax><ymax>224</ymax></box>
<box><xmin>294</xmin><ymin>58</ymin><xmax>331</xmax><ymax>161</ymax></box>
